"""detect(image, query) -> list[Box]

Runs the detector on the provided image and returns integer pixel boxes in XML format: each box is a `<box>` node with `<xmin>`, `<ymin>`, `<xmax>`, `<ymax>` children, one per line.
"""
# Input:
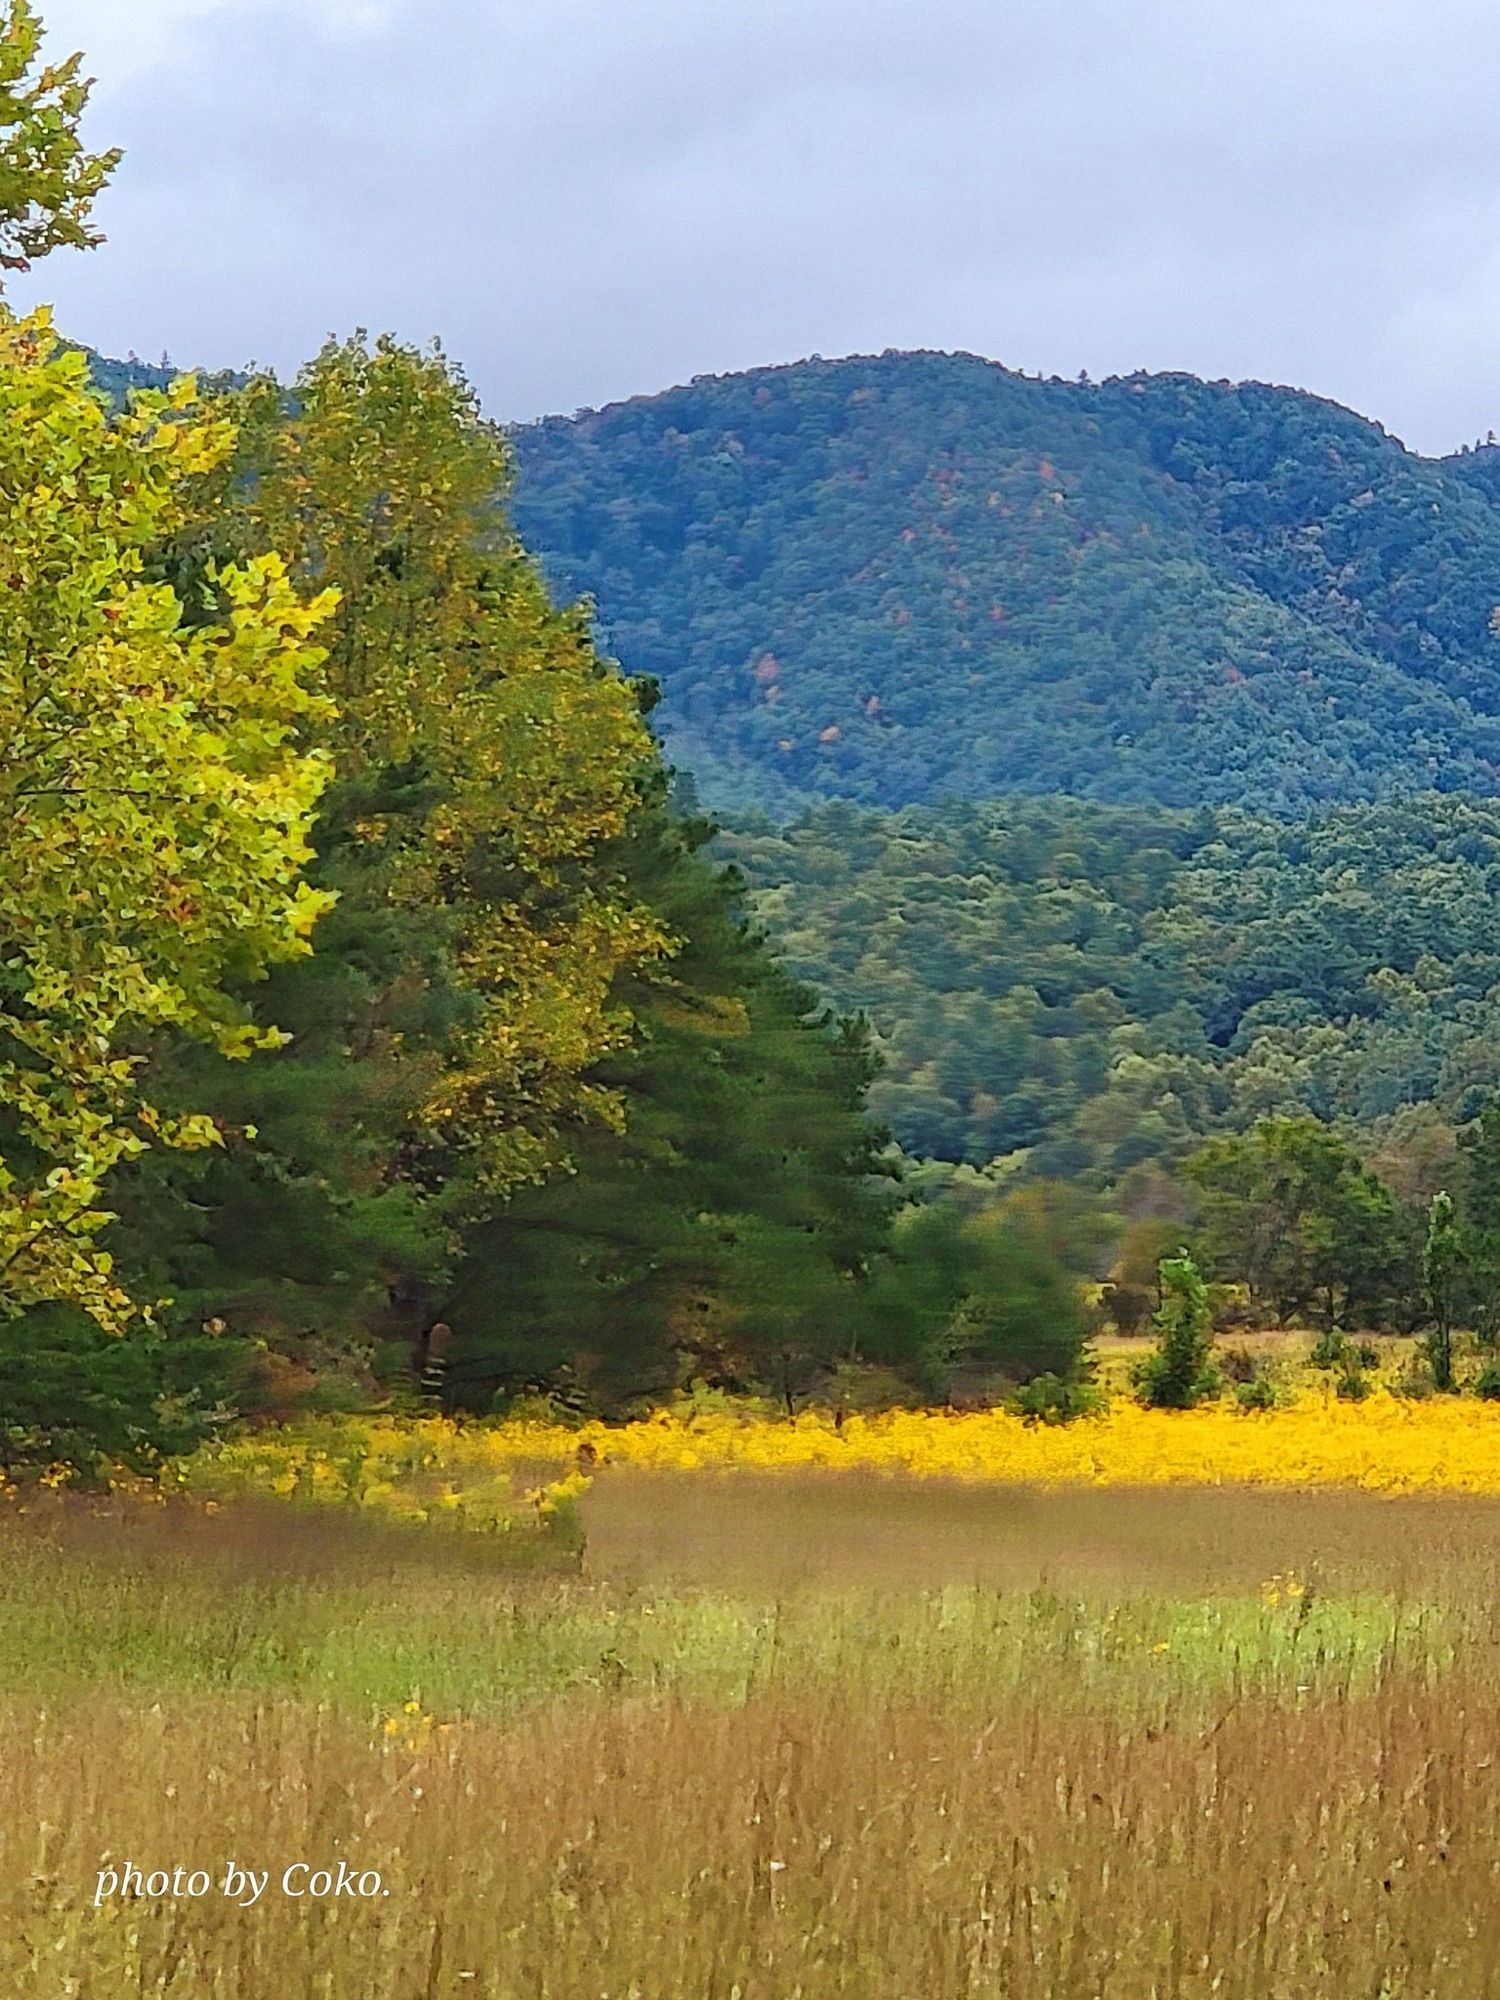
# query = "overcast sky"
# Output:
<box><xmin>23</xmin><ymin>0</ymin><xmax>1500</xmax><ymax>454</ymax></box>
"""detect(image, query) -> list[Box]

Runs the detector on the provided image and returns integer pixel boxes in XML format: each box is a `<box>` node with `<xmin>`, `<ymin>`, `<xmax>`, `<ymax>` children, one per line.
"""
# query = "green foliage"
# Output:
<box><xmin>0</xmin><ymin>313</ymin><xmax>333</xmax><ymax>1326</ymax></box>
<box><xmin>1234</xmin><ymin>1371</ymin><xmax>1281</xmax><ymax>1411</ymax></box>
<box><xmin>863</xmin><ymin>1194</ymin><xmax>1093</xmax><ymax>1397</ymax></box>
<box><xmin>721</xmin><ymin>794</ymin><xmax>1500</xmax><ymax>1177</ymax></box>
<box><xmin>0</xmin><ymin>1305</ymin><xmax>238</xmax><ymax>1477</ymax></box>
<box><xmin>188</xmin><ymin>335</ymin><xmax>667</xmax><ymax>1202</ymax></box>
<box><xmin>1014</xmin><ymin>1370</ymin><xmax>1104</xmax><ymax>1424</ymax></box>
<box><xmin>1187</xmin><ymin>1119</ymin><xmax>1412</xmax><ymax>1330</ymax></box>
<box><xmin>1456</xmin><ymin>1098</ymin><xmax>1500</xmax><ymax>1342</ymax></box>
<box><xmin>1138</xmin><ymin>1251</ymin><xmax>1215</xmax><ymax>1408</ymax></box>
<box><xmin>510</xmin><ymin>353</ymin><xmax>1500</xmax><ymax>817</ymax></box>
<box><xmin>1334</xmin><ymin>1363</ymin><xmax>1374</xmax><ymax>1403</ymax></box>
<box><xmin>109</xmin><ymin>335</ymin><xmax>670</xmax><ymax>1367</ymax></box>
<box><xmin>1391</xmin><ymin>1353</ymin><xmax>1436</xmax><ymax>1400</ymax></box>
<box><xmin>441</xmin><ymin>789</ymin><xmax>896</xmax><ymax>1415</ymax></box>
<box><xmin>0</xmin><ymin>3</ymin><xmax>120</xmax><ymax>276</ymax></box>
<box><xmin>1310</xmin><ymin>1327</ymin><xmax>1348</xmax><ymax>1369</ymax></box>
<box><xmin>1474</xmin><ymin>1358</ymin><xmax>1500</xmax><ymax>1401</ymax></box>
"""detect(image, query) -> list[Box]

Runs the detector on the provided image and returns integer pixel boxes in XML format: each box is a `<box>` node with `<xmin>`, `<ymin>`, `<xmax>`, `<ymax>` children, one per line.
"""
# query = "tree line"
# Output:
<box><xmin>0</xmin><ymin>2</ymin><xmax>1115</xmax><ymax>1470</ymax></box>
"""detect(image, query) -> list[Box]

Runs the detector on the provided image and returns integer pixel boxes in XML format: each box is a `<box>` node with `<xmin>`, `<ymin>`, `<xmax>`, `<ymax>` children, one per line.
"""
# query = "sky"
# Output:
<box><xmin>23</xmin><ymin>0</ymin><xmax>1500</xmax><ymax>455</ymax></box>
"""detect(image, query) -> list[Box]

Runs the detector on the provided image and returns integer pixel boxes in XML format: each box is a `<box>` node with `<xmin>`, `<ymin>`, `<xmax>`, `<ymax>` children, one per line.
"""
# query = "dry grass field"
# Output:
<box><xmin>6</xmin><ymin>1469</ymin><xmax>1500</xmax><ymax>1998</ymax></box>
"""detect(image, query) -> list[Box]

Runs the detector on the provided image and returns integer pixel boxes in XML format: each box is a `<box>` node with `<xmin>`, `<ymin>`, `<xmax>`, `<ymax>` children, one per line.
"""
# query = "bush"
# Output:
<box><xmin>1335</xmin><ymin>1363</ymin><xmax>1373</xmax><ymax>1402</ymax></box>
<box><xmin>1310</xmin><ymin>1326</ymin><xmax>1348</xmax><ymax>1369</ymax></box>
<box><xmin>1353</xmin><ymin>1340</ymin><xmax>1382</xmax><ymax>1370</ymax></box>
<box><xmin>491</xmin><ymin>1389</ymin><xmax>585</xmax><ymax>1428</ymax></box>
<box><xmin>1475</xmin><ymin>1359</ymin><xmax>1500</xmax><ymax>1401</ymax></box>
<box><xmin>1014</xmin><ymin>1371</ymin><xmax>1104</xmax><ymax>1425</ymax></box>
<box><xmin>1391</xmin><ymin>1354</ymin><xmax>1435</xmax><ymax>1400</ymax></box>
<box><xmin>1234</xmin><ymin>1372</ymin><xmax>1280</xmax><ymax>1411</ymax></box>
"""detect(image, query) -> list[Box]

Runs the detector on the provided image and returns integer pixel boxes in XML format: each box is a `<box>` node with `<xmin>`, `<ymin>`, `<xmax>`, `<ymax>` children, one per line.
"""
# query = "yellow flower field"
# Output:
<box><xmin>514</xmin><ymin>1394</ymin><xmax>1500</xmax><ymax>1493</ymax></box>
<box><xmin>183</xmin><ymin>1389</ymin><xmax>1500</xmax><ymax>1515</ymax></box>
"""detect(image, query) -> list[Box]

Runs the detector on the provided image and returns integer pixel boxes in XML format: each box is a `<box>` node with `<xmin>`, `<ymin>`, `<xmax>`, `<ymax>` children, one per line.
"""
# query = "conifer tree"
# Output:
<box><xmin>442</xmin><ymin>779</ymin><xmax>896</xmax><ymax>1414</ymax></box>
<box><xmin>113</xmin><ymin>337</ymin><xmax>668</xmax><ymax>1373</ymax></box>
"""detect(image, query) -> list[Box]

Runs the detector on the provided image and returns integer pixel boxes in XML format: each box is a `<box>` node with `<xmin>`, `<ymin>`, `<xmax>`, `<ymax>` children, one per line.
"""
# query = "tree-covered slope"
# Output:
<box><xmin>509</xmin><ymin>353</ymin><xmax>1500</xmax><ymax>814</ymax></box>
<box><xmin>721</xmin><ymin>794</ymin><xmax>1500</xmax><ymax>1178</ymax></box>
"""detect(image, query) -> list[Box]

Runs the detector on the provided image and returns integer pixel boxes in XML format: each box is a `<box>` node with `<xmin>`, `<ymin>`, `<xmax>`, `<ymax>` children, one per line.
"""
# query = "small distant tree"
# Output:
<box><xmin>1139</xmin><ymin>1250</ymin><xmax>1214</xmax><ymax>1408</ymax></box>
<box><xmin>1186</xmin><ymin>1117</ymin><xmax>1409</xmax><ymax>1328</ymax></box>
<box><xmin>1458</xmin><ymin>1097</ymin><xmax>1500</xmax><ymax>1343</ymax></box>
<box><xmin>1422</xmin><ymin>1190</ymin><xmax>1461</xmax><ymax>1392</ymax></box>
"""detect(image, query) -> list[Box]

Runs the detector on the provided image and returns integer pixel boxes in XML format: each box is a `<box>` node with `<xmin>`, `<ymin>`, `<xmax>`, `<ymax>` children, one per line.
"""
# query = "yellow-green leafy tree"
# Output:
<box><xmin>0</xmin><ymin>0</ymin><xmax>120</xmax><ymax>272</ymax></box>
<box><xmin>199</xmin><ymin>336</ymin><xmax>669</xmax><ymax>1204</ymax></box>
<box><xmin>0</xmin><ymin>315</ymin><xmax>336</xmax><ymax>1323</ymax></box>
<box><xmin>0</xmin><ymin>3</ymin><xmax>336</xmax><ymax>1328</ymax></box>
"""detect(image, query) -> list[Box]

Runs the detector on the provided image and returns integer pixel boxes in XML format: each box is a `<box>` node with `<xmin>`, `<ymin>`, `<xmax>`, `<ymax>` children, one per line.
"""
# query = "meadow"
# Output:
<box><xmin>9</xmin><ymin>1395</ymin><xmax>1500</xmax><ymax>1999</ymax></box>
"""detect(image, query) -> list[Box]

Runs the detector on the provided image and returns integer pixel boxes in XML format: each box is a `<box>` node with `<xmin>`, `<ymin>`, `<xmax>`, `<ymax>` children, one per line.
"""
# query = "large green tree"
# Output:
<box><xmin>0</xmin><ymin>3</ymin><xmax>331</xmax><ymax>1332</ymax></box>
<box><xmin>0</xmin><ymin>317</ymin><xmax>333</xmax><ymax>1329</ymax></box>
<box><xmin>112</xmin><ymin>336</ymin><xmax>669</xmax><ymax>1377</ymax></box>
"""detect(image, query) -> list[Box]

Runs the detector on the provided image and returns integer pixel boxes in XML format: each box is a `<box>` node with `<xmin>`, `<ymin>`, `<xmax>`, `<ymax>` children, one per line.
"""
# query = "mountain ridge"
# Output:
<box><xmin>507</xmin><ymin>348</ymin><xmax>1500</xmax><ymax>816</ymax></box>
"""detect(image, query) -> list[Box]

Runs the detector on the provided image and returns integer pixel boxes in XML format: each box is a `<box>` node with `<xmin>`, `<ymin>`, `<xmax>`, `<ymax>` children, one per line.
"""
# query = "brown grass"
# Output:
<box><xmin>6</xmin><ymin>1477</ymin><xmax>1500</xmax><ymax>1997</ymax></box>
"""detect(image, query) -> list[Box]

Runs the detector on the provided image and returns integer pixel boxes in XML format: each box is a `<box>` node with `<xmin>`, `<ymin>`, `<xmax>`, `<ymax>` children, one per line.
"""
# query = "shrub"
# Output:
<box><xmin>0</xmin><ymin>1305</ymin><xmax>239</xmax><ymax>1481</ymax></box>
<box><xmin>492</xmin><ymin>1390</ymin><xmax>585</xmax><ymax>1428</ymax></box>
<box><xmin>1335</xmin><ymin>1364</ymin><xmax>1373</xmax><ymax>1402</ymax></box>
<box><xmin>1310</xmin><ymin>1326</ymin><xmax>1348</xmax><ymax>1369</ymax></box>
<box><xmin>1391</xmin><ymin>1354</ymin><xmax>1435</xmax><ymax>1400</ymax></box>
<box><xmin>1475</xmin><ymin>1359</ymin><xmax>1500</xmax><ymax>1401</ymax></box>
<box><xmin>1234</xmin><ymin>1372</ymin><xmax>1280</xmax><ymax>1411</ymax></box>
<box><xmin>1015</xmin><ymin>1372</ymin><xmax>1104</xmax><ymax>1425</ymax></box>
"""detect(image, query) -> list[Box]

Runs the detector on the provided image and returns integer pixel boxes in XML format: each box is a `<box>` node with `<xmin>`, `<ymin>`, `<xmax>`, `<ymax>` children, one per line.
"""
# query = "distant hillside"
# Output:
<box><xmin>84</xmin><ymin>349</ymin><xmax>177</xmax><ymax>402</ymax></box>
<box><xmin>722</xmin><ymin>793</ymin><xmax>1500</xmax><ymax>1177</ymax></box>
<box><xmin>509</xmin><ymin>353</ymin><xmax>1500</xmax><ymax>814</ymax></box>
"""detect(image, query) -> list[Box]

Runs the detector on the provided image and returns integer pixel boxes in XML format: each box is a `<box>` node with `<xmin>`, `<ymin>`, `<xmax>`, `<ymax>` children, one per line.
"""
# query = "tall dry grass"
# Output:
<box><xmin>5</xmin><ymin>1477</ymin><xmax>1500</xmax><ymax>1997</ymax></box>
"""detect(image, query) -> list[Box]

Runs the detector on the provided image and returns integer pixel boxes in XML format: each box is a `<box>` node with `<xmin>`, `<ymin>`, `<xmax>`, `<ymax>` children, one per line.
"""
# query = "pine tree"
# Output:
<box><xmin>442</xmin><ymin>781</ymin><xmax>896</xmax><ymax>1414</ymax></box>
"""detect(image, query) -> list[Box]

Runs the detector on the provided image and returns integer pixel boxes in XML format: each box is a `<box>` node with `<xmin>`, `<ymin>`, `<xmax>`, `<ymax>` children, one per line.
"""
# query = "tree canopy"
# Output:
<box><xmin>0</xmin><ymin>0</ymin><xmax>119</xmax><ymax>275</ymax></box>
<box><xmin>722</xmin><ymin>794</ymin><xmax>1500</xmax><ymax>1179</ymax></box>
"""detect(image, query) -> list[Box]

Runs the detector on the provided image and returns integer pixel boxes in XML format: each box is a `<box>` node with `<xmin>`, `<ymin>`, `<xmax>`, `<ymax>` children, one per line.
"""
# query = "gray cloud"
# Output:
<box><xmin>22</xmin><ymin>0</ymin><xmax>1500</xmax><ymax>451</ymax></box>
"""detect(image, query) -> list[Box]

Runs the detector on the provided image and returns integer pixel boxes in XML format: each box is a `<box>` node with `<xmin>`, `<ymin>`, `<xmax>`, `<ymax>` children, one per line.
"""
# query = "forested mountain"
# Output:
<box><xmin>722</xmin><ymin>794</ymin><xmax>1500</xmax><ymax>1179</ymax></box>
<box><xmin>509</xmin><ymin>353</ymin><xmax>1500</xmax><ymax>815</ymax></box>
